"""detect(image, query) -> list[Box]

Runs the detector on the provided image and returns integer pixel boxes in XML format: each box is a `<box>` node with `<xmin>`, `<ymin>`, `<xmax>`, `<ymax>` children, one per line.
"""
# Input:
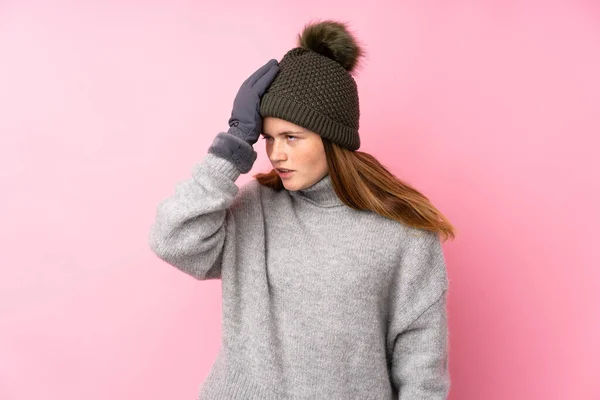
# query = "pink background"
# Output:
<box><xmin>1</xmin><ymin>1</ymin><xmax>598</xmax><ymax>399</ymax></box>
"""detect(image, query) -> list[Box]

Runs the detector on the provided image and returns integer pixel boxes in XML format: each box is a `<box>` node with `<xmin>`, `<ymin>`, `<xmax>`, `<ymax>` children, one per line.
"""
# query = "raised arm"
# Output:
<box><xmin>147</xmin><ymin>59</ymin><xmax>279</xmax><ymax>280</ymax></box>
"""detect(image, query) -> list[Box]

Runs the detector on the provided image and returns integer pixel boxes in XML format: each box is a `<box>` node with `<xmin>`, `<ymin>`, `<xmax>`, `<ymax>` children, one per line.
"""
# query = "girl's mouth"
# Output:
<box><xmin>276</xmin><ymin>169</ymin><xmax>295</xmax><ymax>178</ymax></box>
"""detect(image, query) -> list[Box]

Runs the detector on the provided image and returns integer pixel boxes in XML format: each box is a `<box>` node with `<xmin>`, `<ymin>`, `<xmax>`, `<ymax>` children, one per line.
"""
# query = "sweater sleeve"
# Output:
<box><xmin>147</xmin><ymin>151</ymin><xmax>254</xmax><ymax>280</ymax></box>
<box><xmin>387</xmin><ymin>230</ymin><xmax>451</xmax><ymax>399</ymax></box>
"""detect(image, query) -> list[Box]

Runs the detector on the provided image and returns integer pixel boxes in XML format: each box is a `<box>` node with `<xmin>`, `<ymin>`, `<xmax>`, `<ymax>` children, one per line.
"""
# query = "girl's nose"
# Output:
<box><xmin>270</xmin><ymin>141</ymin><xmax>287</xmax><ymax>160</ymax></box>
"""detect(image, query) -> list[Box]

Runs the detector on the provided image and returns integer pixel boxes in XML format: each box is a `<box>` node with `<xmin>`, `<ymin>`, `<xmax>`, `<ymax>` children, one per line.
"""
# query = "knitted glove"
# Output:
<box><xmin>208</xmin><ymin>59</ymin><xmax>280</xmax><ymax>173</ymax></box>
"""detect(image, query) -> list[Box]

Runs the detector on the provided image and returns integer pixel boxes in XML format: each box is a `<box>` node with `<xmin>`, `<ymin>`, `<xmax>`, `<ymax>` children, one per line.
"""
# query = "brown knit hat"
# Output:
<box><xmin>259</xmin><ymin>20</ymin><xmax>365</xmax><ymax>151</ymax></box>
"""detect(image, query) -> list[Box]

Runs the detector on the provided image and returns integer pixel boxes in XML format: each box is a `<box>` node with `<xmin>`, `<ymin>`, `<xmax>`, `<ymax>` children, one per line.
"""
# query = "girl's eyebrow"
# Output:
<box><xmin>261</xmin><ymin>131</ymin><xmax>306</xmax><ymax>136</ymax></box>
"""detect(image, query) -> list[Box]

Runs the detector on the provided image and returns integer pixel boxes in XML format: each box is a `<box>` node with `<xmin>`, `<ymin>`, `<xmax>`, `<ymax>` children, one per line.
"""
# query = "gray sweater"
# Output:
<box><xmin>148</xmin><ymin>152</ymin><xmax>451</xmax><ymax>400</ymax></box>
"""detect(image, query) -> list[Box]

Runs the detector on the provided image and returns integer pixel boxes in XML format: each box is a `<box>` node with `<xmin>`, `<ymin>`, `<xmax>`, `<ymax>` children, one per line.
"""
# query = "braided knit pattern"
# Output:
<box><xmin>259</xmin><ymin>47</ymin><xmax>361</xmax><ymax>150</ymax></box>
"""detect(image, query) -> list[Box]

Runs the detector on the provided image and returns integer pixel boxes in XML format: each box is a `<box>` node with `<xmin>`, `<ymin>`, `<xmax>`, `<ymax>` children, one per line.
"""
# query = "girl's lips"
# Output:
<box><xmin>277</xmin><ymin>169</ymin><xmax>295</xmax><ymax>178</ymax></box>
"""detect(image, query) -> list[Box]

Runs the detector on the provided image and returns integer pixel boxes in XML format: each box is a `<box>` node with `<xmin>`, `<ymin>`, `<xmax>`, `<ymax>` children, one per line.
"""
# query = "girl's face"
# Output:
<box><xmin>261</xmin><ymin>117</ymin><xmax>329</xmax><ymax>191</ymax></box>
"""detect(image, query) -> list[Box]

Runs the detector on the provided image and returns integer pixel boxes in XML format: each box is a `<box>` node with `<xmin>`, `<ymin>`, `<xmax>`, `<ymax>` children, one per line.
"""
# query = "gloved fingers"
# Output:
<box><xmin>253</xmin><ymin>62</ymin><xmax>280</xmax><ymax>95</ymax></box>
<box><xmin>246</xmin><ymin>59</ymin><xmax>279</xmax><ymax>88</ymax></box>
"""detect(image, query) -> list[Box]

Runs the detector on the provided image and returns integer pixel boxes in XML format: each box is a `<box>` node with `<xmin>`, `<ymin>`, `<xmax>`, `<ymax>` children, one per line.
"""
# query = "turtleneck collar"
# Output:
<box><xmin>288</xmin><ymin>174</ymin><xmax>344</xmax><ymax>208</ymax></box>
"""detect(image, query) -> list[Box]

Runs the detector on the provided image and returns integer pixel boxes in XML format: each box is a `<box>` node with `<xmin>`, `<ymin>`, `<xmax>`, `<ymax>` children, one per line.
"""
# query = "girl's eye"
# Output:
<box><xmin>261</xmin><ymin>136</ymin><xmax>296</xmax><ymax>141</ymax></box>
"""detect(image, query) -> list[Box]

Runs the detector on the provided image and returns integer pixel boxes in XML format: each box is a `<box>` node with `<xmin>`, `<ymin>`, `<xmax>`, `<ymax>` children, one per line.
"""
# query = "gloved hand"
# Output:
<box><xmin>208</xmin><ymin>59</ymin><xmax>280</xmax><ymax>174</ymax></box>
<box><xmin>228</xmin><ymin>59</ymin><xmax>280</xmax><ymax>145</ymax></box>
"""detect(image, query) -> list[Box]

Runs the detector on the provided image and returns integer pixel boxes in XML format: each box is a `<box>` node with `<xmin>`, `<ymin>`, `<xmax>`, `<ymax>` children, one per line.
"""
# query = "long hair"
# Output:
<box><xmin>253</xmin><ymin>137</ymin><xmax>456</xmax><ymax>242</ymax></box>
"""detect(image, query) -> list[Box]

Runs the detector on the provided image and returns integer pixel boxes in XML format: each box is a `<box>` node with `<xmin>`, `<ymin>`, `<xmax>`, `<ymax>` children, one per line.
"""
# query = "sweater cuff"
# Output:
<box><xmin>201</xmin><ymin>152</ymin><xmax>243</xmax><ymax>182</ymax></box>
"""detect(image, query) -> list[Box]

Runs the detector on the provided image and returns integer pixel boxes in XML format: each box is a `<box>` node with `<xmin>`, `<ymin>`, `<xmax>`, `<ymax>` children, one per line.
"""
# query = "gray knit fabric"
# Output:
<box><xmin>148</xmin><ymin>153</ymin><xmax>451</xmax><ymax>399</ymax></box>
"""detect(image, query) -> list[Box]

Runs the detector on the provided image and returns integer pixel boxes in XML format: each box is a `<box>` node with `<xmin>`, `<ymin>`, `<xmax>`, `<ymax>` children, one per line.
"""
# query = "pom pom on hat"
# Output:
<box><xmin>296</xmin><ymin>20</ymin><xmax>365</xmax><ymax>74</ymax></box>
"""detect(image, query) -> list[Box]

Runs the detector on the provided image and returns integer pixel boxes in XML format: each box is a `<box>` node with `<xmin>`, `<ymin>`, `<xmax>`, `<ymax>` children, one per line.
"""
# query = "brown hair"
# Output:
<box><xmin>253</xmin><ymin>137</ymin><xmax>456</xmax><ymax>242</ymax></box>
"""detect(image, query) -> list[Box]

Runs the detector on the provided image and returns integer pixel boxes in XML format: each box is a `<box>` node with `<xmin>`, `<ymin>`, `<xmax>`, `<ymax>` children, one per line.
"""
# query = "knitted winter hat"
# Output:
<box><xmin>259</xmin><ymin>20</ymin><xmax>365</xmax><ymax>151</ymax></box>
